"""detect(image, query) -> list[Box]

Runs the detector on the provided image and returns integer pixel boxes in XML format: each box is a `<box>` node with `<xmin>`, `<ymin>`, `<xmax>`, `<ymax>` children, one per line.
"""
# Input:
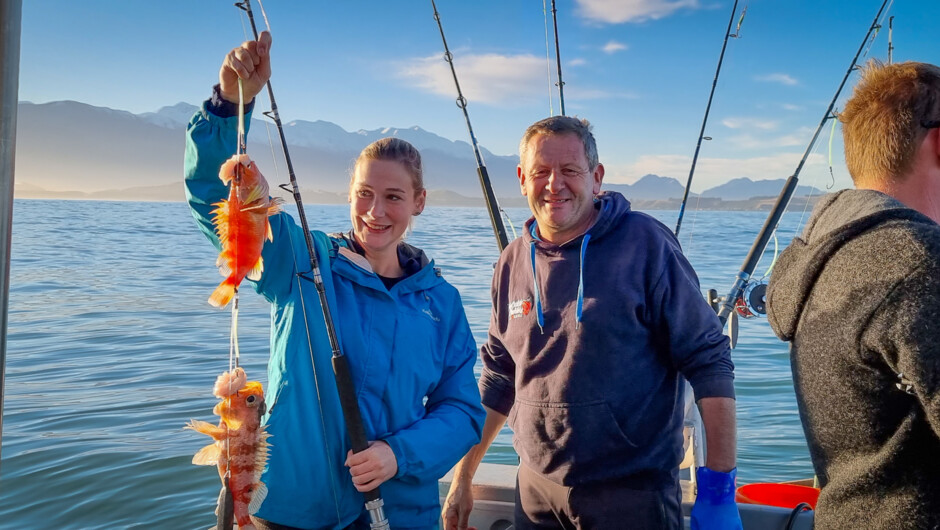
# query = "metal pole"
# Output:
<box><xmin>0</xmin><ymin>0</ymin><xmax>22</xmax><ymax>457</ymax></box>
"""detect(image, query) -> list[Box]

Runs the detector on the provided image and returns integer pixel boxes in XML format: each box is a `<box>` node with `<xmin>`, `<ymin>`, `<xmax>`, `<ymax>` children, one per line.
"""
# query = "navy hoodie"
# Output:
<box><xmin>478</xmin><ymin>191</ymin><xmax>734</xmax><ymax>488</ymax></box>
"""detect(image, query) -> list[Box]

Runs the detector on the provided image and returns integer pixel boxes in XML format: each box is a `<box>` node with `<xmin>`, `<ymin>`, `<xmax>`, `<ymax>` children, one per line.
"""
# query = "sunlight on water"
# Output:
<box><xmin>1</xmin><ymin>200</ymin><xmax>813</xmax><ymax>527</ymax></box>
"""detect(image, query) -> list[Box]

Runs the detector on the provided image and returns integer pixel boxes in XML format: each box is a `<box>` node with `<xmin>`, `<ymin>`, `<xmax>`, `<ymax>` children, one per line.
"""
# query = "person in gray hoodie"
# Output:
<box><xmin>443</xmin><ymin>116</ymin><xmax>740</xmax><ymax>530</ymax></box>
<box><xmin>766</xmin><ymin>60</ymin><xmax>940</xmax><ymax>529</ymax></box>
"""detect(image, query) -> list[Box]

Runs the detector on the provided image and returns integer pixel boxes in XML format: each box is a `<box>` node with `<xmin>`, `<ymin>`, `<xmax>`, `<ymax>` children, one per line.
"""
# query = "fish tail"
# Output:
<box><xmin>208</xmin><ymin>279</ymin><xmax>237</xmax><ymax>309</ymax></box>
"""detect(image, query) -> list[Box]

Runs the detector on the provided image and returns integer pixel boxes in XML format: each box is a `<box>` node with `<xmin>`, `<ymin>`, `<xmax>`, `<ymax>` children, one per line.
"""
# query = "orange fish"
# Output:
<box><xmin>209</xmin><ymin>154</ymin><xmax>281</xmax><ymax>308</ymax></box>
<box><xmin>187</xmin><ymin>368</ymin><xmax>271</xmax><ymax>530</ymax></box>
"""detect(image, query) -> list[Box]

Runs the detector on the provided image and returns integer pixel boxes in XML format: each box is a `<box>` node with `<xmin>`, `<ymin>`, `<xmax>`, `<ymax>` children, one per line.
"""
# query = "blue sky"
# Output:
<box><xmin>17</xmin><ymin>0</ymin><xmax>940</xmax><ymax>192</ymax></box>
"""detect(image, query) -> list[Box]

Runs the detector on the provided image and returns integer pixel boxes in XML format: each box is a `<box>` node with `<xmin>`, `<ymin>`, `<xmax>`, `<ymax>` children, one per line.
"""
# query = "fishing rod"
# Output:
<box><xmin>430</xmin><ymin>0</ymin><xmax>510</xmax><ymax>252</ymax></box>
<box><xmin>674</xmin><ymin>0</ymin><xmax>742</xmax><ymax>238</ymax></box>
<box><xmin>233</xmin><ymin>1</ymin><xmax>391</xmax><ymax>528</ymax></box>
<box><xmin>0</xmin><ymin>0</ymin><xmax>22</xmax><ymax>457</ymax></box>
<box><xmin>716</xmin><ymin>0</ymin><xmax>891</xmax><ymax>327</ymax></box>
<box><xmin>888</xmin><ymin>16</ymin><xmax>894</xmax><ymax>64</ymax></box>
<box><xmin>551</xmin><ymin>0</ymin><xmax>566</xmax><ymax>116</ymax></box>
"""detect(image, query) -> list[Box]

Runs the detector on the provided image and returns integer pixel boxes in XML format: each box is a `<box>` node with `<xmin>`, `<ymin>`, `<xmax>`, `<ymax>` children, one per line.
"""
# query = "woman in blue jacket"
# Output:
<box><xmin>184</xmin><ymin>31</ymin><xmax>485</xmax><ymax>530</ymax></box>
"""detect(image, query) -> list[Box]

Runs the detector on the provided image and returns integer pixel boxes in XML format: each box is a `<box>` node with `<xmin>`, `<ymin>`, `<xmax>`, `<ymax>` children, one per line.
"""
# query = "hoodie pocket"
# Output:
<box><xmin>510</xmin><ymin>398</ymin><xmax>637</xmax><ymax>481</ymax></box>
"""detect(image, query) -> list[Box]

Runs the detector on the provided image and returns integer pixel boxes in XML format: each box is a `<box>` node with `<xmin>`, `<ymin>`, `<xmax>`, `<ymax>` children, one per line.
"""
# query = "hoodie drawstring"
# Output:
<box><xmin>529</xmin><ymin>232</ymin><xmax>591</xmax><ymax>333</ymax></box>
<box><xmin>529</xmin><ymin>241</ymin><xmax>545</xmax><ymax>334</ymax></box>
<box><xmin>576</xmin><ymin>234</ymin><xmax>590</xmax><ymax>329</ymax></box>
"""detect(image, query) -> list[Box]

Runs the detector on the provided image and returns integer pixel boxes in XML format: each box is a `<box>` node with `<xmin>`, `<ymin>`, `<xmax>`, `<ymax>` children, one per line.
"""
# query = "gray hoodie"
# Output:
<box><xmin>767</xmin><ymin>189</ymin><xmax>940</xmax><ymax>530</ymax></box>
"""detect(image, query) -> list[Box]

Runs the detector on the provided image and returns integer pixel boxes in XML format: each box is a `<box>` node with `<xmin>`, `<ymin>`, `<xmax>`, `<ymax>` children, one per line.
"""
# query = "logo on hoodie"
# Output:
<box><xmin>509</xmin><ymin>298</ymin><xmax>532</xmax><ymax>319</ymax></box>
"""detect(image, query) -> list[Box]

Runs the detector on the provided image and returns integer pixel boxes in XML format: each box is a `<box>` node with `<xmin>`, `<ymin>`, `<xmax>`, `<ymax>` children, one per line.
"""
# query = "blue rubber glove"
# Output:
<box><xmin>691</xmin><ymin>466</ymin><xmax>743</xmax><ymax>530</ymax></box>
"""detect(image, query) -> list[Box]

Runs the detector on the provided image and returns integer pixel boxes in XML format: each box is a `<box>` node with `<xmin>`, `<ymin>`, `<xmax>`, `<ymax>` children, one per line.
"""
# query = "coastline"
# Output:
<box><xmin>12</xmin><ymin>184</ymin><xmax>823</xmax><ymax>211</ymax></box>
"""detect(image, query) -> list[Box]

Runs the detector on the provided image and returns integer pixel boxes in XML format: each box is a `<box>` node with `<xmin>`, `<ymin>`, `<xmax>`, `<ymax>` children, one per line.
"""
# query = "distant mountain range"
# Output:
<box><xmin>12</xmin><ymin>100</ymin><xmax>824</xmax><ymax>209</ymax></box>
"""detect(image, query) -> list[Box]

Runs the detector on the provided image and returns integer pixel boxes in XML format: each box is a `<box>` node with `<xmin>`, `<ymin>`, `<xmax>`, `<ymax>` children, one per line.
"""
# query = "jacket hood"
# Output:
<box><xmin>767</xmin><ymin>189</ymin><xmax>931</xmax><ymax>340</ymax></box>
<box><xmin>330</xmin><ymin>231</ymin><xmax>439</xmax><ymax>293</ymax></box>
<box><xmin>520</xmin><ymin>191</ymin><xmax>632</xmax><ymax>330</ymax></box>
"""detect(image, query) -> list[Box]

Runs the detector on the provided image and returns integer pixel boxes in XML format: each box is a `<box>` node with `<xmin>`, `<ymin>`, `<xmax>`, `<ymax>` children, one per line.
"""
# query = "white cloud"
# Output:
<box><xmin>566</xmin><ymin>87</ymin><xmax>639</xmax><ymax>100</ymax></box>
<box><xmin>397</xmin><ymin>53</ymin><xmax>546</xmax><ymax>105</ymax></box>
<box><xmin>568</xmin><ymin>58</ymin><xmax>588</xmax><ymax>67</ymax></box>
<box><xmin>725</xmin><ymin>126</ymin><xmax>815</xmax><ymax>150</ymax></box>
<box><xmin>398</xmin><ymin>53</ymin><xmax>635</xmax><ymax>106</ymax></box>
<box><xmin>721</xmin><ymin>117</ymin><xmax>779</xmax><ymax>131</ymax></box>
<box><xmin>604</xmin><ymin>151</ymin><xmax>846</xmax><ymax>193</ymax></box>
<box><xmin>755</xmin><ymin>73</ymin><xmax>799</xmax><ymax>86</ymax></box>
<box><xmin>602</xmin><ymin>41</ymin><xmax>628</xmax><ymax>54</ymax></box>
<box><xmin>727</xmin><ymin>133</ymin><xmax>804</xmax><ymax>149</ymax></box>
<box><xmin>576</xmin><ymin>0</ymin><xmax>701</xmax><ymax>23</ymax></box>
<box><xmin>781</xmin><ymin>103</ymin><xmax>803</xmax><ymax>111</ymax></box>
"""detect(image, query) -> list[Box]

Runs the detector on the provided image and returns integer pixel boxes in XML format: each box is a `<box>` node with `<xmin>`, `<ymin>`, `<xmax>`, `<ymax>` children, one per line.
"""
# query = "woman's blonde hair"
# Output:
<box><xmin>352</xmin><ymin>137</ymin><xmax>424</xmax><ymax>195</ymax></box>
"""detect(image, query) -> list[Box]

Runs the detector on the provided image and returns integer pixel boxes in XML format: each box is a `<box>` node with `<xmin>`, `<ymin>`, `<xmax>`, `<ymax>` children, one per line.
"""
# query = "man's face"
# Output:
<box><xmin>518</xmin><ymin>133</ymin><xmax>604</xmax><ymax>244</ymax></box>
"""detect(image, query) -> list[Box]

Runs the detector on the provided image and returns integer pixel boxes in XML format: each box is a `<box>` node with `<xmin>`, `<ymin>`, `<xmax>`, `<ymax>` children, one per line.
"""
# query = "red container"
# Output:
<box><xmin>735</xmin><ymin>483</ymin><xmax>820</xmax><ymax>510</ymax></box>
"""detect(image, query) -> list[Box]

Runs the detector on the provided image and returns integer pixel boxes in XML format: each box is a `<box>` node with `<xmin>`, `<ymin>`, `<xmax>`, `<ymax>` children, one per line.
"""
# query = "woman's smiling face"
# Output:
<box><xmin>350</xmin><ymin>158</ymin><xmax>425</xmax><ymax>258</ymax></box>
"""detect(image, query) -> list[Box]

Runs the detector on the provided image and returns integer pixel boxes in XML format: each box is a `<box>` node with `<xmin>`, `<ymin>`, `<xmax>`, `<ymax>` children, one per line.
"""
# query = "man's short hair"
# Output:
<box><xmin>840</xmin><ymin>60</ymin><xmax>940</xmax><ymax>187</ymax></box>
<box><xmin>519</xmin><ymin>116</ymin><xmax>599</xmax><ymax>171</ymax></box>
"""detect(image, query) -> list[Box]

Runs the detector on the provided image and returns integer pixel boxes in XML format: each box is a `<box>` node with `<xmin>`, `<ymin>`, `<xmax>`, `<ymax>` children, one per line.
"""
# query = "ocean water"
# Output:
<box><xmin>1</xmin><ymin>199</ymin><xmax>815</xmax><ymax>528</ymax></box>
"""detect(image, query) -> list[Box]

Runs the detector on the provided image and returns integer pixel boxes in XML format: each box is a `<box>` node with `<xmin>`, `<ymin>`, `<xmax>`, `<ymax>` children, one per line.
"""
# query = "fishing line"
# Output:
<box><xmin>228</xmin><ymin>78</ymin><xmax>248</xmax><ymax>373</ymax></box>
<box><xmin>827</xmin><ymin>112</ymin><xmax>837</xmax><ymax>190</ymax></box>
<box><xmin>502</xmin><ymin>210</ymin><xmax>519</xmax><ymax>241</ymax></box>
<box><xmin>235</xmin><ymin>4</ymin><xmax>285</xmax><ymax>208</ymax></box>
<box><xmin>790</xmin><ymin>111</ymin><xmax>842</xmax><ymax>245</ymax></box>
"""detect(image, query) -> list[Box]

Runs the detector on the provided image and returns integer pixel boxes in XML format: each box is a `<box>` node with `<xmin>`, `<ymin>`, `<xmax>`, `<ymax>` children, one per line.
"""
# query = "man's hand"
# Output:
<box><xmin>345</xmin><ymin>440</ymin><xmax>397</xmax><ymax>492</ymax></box>
<box><xmin>219</xmin><ymin>31</ymin><xmax>272</xmax><ymax>104</ymax></box>
<box><xmin>443</xmin><ymin>476</ymin><xmax>476</xmax><ymax>530</ymax></box>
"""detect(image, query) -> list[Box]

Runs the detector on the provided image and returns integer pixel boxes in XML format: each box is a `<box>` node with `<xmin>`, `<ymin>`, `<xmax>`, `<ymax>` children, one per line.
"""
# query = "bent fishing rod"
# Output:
<box><xmin>716</xmin><ymin>0</ymin><xmax>891</xmax><ymax>326</ymax></box>
<box><xmin>674</xmin><ymin>0</ymin><xmax>743</xmax><ymax>238</ymax></box>
<box><xmin>550</xmin><ymin>0</ymin><xmax>566</xmax><ymax>116</ymax></box>
<box><xmin>431</xmin><ymin>0</ymin><xmax>510</xmax><ymax>252</ymax></box>
<box><xmin>233</xmin><ymin>1</ymin><xmax>391</xmax><ymax>528</ymax></box>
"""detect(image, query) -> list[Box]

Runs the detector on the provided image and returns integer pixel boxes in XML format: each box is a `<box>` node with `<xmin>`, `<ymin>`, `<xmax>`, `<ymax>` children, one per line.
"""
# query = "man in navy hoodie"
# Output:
<box><xmin>443</xmin><ymin>116</ymin><xmax>740</xmax><ymax>529</ymax></box>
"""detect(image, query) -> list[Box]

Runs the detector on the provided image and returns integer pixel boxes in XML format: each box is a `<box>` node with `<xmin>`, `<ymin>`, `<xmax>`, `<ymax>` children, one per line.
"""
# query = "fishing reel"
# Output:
<box><xmin>707</xmin><ymin>281</ymin><xmax>767</xmax><ymax>349</ymax></box>
<box><xmin>735</xmin><ymin>281</ymin><xmax>767</xmax><ymax>318</ymax></box>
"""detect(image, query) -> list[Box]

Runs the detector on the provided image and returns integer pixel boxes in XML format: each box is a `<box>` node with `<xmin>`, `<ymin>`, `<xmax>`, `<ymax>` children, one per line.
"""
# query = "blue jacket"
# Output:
<box><xmin>184</xmin><ymin>99</ymin><xmax>484</xmax><ymax>529</ymax></box>
<box><xmin>479</xmin><ymin>191</ymin><xmax>734</xmax><ymax>488</ymax></box>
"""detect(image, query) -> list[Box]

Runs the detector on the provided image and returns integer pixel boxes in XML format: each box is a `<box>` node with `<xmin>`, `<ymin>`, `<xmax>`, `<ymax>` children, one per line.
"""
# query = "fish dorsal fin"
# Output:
<box><xmin>192</xmin><ymin>443</ymin><xmax>221</xmax><ymax>466</ymax></box>
<box><xmin>255</xmin><ymin>428</ymin><xmax>271</xmax><ymax>476</ymax></box>
<box><xmin>248</xmin><ymin>482</ymin><xmax>268</xmax><ymax>515</ymax></box>
<box><xmin>246</xmin><ymin>257</ymin><xmax>264</xmax><ymax>281</ymax></box>
<box><xmin>211</xmin><ymin>201</ymin><xmax>231</xmax><ymax>245</ymax></box>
